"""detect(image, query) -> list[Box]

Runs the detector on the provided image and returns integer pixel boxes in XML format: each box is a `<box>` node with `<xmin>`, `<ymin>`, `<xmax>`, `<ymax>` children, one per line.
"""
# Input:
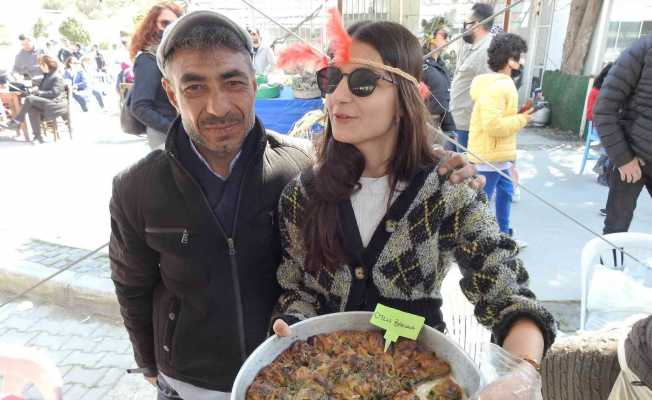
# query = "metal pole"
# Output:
<box><xmin>503</xmin><ymin>0</ymin><xmax>512</xmax><ymax>31</ymax></box>
<box><xmin>423</xmin><ymin>0</ymin><xmax>527</xmax><ymax>60</ymax></box>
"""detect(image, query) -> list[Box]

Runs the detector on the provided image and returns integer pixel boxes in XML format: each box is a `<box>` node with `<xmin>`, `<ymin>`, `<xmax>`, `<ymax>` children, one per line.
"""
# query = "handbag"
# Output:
<box><xmin>120</xmin><ymin>86</ymin><xmax>146</xmax><ymax>135</ymax></box>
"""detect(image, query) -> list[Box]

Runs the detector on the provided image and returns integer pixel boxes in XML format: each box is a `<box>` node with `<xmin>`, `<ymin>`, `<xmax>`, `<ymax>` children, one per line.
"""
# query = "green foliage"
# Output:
<box><xmin>75</xmin><ymin>0</ymin><xmax>103</xmax><ymax>19</ymax></box>
<box><xmin>59</xmin><ymin>17</ymin><xmax>91</xmax><ymax>46</ymax></box>
<box><xmin>41</xmin><ymin>0</ymin><xmax>67</xmax><ymax>10</ymax></box>
<box><xmin>33</xmin><ymin>17</ymin><xmax>50</xmax><ymax>39</ymax></box>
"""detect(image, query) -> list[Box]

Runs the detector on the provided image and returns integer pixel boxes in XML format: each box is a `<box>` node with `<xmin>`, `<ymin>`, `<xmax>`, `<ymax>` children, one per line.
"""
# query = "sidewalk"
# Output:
<box><xmin>0</xmin><ymin>296</ymin><xmax>155</xmax><ymax>400</ymax></box>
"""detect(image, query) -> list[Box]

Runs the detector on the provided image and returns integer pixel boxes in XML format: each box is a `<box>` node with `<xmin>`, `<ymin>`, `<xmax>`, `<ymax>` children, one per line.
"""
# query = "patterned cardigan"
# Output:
<box><xmin>273</xmin><ymin>165</ymin><xmax>557</xmax><ymax>352</ymax></box>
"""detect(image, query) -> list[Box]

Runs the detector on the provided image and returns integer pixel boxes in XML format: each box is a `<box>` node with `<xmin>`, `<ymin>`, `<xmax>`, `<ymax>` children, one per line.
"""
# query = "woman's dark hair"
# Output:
<box><xmin>302</xmin><ymin>21</ymin><xmax>438</xmax><ymax>273</ymax></box>
<box><xmin>38</xmin><ymin>55</ymin><xmax>59</xmax><ymax>74</ymax></box>
<box><xmin>129</xmin><ymin>1</ymin><xmax>183</xmax><ymax>60</ymax></box>
<box><xmin>593</xmin><ymin>62</ymin><xmax>613</xmax><ymax>89</ymax></box>
<box><xmin>487</xmin><ymin>33</ymin><xmax>528</xmax><ymax>72</ymax></box>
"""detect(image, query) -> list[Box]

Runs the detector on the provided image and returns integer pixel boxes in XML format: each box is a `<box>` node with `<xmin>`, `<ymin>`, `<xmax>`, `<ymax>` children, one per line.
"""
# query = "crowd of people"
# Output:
<box><xmin>0</xmin><ymin>33</ymin><xmax>119</xmax><ymax>142</ymax></box>
<box><xmin>0</xmin><ymin>1</ymin><xmax>649</xmax><ymax>398</ymax></box>
<box><xmin>107</xmin><ymin>2</ymin><xmax>650</xmax><ymax>400</ymax></box>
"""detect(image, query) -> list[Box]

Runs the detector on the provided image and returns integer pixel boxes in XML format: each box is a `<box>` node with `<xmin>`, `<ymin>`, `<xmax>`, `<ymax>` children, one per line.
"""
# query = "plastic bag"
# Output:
<box><xmin>470</xmin><ymin>343</ymin><xmax>542</xmax><ymax>400</ymax></box>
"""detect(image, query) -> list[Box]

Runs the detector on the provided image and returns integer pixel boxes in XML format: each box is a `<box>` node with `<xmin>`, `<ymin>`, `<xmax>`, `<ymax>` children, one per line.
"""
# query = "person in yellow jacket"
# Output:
<box><xmin>467</xmin><ymin>33</ymin><xmax>532</xmax><ymax>241</ymax></box>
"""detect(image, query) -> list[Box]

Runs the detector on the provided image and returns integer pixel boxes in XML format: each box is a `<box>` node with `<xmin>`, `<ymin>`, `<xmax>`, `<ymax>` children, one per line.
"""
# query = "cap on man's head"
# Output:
<box><xmin>156</xmin><ymin>10</ymin><xmax>254</xmax><ymax>73</ymax></box>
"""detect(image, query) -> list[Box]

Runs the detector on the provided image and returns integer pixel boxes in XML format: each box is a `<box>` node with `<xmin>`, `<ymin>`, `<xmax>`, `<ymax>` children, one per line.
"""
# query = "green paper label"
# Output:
<box><xmin>369</xmin><ymin>304</ymin><xmax>425</xmax><ymax>352</ymax></box>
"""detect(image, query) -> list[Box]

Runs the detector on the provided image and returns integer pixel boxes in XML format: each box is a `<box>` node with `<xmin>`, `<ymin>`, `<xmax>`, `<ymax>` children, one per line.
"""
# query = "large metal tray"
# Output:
<box><xmin>231</xmin><ymin>311</ymin><xmax>481</xmax><ymax>399</ymax></box>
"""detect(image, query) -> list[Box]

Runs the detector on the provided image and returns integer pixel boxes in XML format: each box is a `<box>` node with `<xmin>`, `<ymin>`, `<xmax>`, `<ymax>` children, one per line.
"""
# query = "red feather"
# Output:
<box><xmin>419</xmin><ymin>81</ymin><xmax>430</xmax><ymax>100</ymax></box>
<box><xmin>326</xmin><ymin>8</ymin><xmax>352</xmax><ymax>64</ymax></box>
<box><xmin>276</xmin><ymin>43</ymin><xmax>329</xmax><ymax>71</ymax></box>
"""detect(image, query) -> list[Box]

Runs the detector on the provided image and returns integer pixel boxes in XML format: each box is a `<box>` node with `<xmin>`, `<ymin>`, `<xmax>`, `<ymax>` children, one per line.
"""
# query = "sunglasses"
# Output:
<box><xmin>463</xmin><ymin>20</ymin><xmax>478</xmax><ymax>30</ymax></box>
<box><xmin>316</xmin><ymin>66</ymin><xmax>395</xmax><ymax>97</ymax></box>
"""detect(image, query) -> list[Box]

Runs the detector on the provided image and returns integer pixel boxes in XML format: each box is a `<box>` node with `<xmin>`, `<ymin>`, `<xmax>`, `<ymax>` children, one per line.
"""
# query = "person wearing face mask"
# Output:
<box><xmin>129</xmin><ymin>2</ymin><xmax>183</xmax><ymax>150</ymax></box>
<box><xmin>247</xmin><ymin>28</ymin><xmax>276</xmax><ymax>75</ymax></box>
<box><xmin>449</xmin><ymin>2</ymin><xmax>494</xmax><ymax>152</ymax></box>
<box><xmin>467</xmin><ymin>33</ymin><xmax>533</xmax><ymax>247</ymax></box>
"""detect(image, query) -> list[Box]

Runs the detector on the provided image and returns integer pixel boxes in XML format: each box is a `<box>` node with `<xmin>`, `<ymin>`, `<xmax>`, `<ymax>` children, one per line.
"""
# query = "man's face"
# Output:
<box><xmin>163</xmin><ymin>47</ymin><xmax>257</xmax><ymax>160</ymax></box>
<box><xmin>250</xmin><ymin>31</ymin><xmax>261</xmax><ymax>47</ymax></box>
<box><xmin>20</xmin><ymin>39</ymin><xmax>33</xmax><ymax>52</ymax></box>
<box><xmin>432</xmin><ymin>31</ymin><xmax>447</xmax><ymax>50</ymax></box>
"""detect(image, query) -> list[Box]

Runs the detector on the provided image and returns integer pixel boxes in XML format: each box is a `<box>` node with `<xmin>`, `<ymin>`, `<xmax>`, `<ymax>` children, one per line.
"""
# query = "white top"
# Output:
<box><xmin>350</xmin><ymin>176</ymin><xmax>404</xmax><ymax>247</ymax></box>
<box><xmin>475</xmin><ymin>161</ymin><xmax>513</xmax><ymax>172</ymax></box>
<box><xmin>253</xmin><ymin>45</ymin><xmax>275</xmax><ymax>75</ymax></box>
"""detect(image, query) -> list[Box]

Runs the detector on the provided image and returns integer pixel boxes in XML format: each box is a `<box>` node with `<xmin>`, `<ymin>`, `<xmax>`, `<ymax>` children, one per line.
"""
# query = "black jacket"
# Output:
<box><xmin>594</xmin><ymin>33</ymin><xmax>652</xmax><ymax>166</ymax></box>
<box><xmin>423</xmin><ymin>57</ymin><xmax>456</xmax><ymax>132</ymax></box>
<box><xmin>109</xmin><ymin>117</ymin><xmax>313</xmax><ymax>391</ymax></box>
<box><xmin>33</xmin><ymin>72</ymin><xmax>68</xmax><ymax>121</ymax></box>
<box><xmin>130</xmin><ymin>52</ymin><xmax>177</xmax><ymax>133</ymax></box>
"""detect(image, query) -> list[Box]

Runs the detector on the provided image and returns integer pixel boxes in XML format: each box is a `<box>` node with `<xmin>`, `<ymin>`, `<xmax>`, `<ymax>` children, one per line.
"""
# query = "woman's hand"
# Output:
<box><xmin>473</xmin><ymin>361</ymin><xmax>542</xmax><ymax>400</ymax></box>
<box><xmin>272</xmin><ymin>319</ymin><xmax>292</xmax><ymax>337</ymax></box>
<box><xmin>434</xmin><ymin>148</ymin><xmax>486</xmax><ymax>190</ymax></box>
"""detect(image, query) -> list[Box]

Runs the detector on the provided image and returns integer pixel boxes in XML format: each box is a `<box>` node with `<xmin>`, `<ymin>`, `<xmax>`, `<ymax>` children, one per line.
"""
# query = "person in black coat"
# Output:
<box><xmin>2</xmin><ymin>55</ymin><xmax>66</xmax><ymax>143</ymax></box>
<box><xmin>423</xmin><ymin>29</ymin><xmax>456</xmax><ymax>148</ymax></box>
<box><xmin>128</xmin><ymin>2</ymin><xmax>182</xmax><ymax>149</ymax></box>
<box><xmin>593</xmin><ymin>33</ymin><xmax>652</xmax><ymax>234</ymax></box>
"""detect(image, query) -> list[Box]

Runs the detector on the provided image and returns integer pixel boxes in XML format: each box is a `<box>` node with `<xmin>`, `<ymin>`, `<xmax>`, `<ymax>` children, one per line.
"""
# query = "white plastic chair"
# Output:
<box><xmin>580</xmin><ymin>232</ymin><xmax>652</xmax><ymax>331</ymax></box>
<box><xmin>441</xmin><ymin>265</ymin><xmax>492</xmax><ymax>365</ymax></box>
<box><xmin>0</xmin><ymin>344</ymin><xmax>63</xmax><ymax>400</ymax></box>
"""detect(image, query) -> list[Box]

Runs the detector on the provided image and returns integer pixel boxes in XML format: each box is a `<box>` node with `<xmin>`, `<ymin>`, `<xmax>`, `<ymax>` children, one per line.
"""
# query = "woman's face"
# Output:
<box><xmin>325</xmin><ymin>40</ymin><xmax>399</xmax><ymax>149</ymax></box>
<box><xmin>156</xmin><ymin>8</ymin><xmax>179</xmax><ymax>32</ymax></box>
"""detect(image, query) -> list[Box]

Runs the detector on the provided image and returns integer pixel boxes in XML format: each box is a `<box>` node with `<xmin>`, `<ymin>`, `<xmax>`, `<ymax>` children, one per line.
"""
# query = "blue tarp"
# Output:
<box><xmin>255</xmin><ymin>86</ymin><xmax>323</xmax><ymax>134</ymax></box>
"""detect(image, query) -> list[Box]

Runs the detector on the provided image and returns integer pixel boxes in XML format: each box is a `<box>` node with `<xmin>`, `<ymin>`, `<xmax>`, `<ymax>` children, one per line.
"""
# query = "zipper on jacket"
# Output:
<box><xmin>167</xmin><ymin>147</ymin><xmax>263</xmax><ymax>362</ymax></box>
<box><xmin>145</xmin><ymin>227</ymin><xmax>190</xmax><ymax>245</ymax></box>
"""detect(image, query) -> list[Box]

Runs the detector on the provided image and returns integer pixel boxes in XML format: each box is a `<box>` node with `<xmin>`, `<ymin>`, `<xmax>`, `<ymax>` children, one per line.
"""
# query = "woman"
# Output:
<box><xmin>129</xmin><ymin>1</ymin><xmax>182</xmax><ymax>149</ymax></box>
<box><xmin>466</xmin><ymin>33</ymin><xmax>531</xmax><ymax>244</ymax></box>
<box><xmin>64</xmin><ymin>56</ymin><xmax>92</xmax><ymax>112</ymax></box>
<box><xmin>3</xmin><ymin>55</ymin><xmax>66</xmax><ymax>143</ymax></box>
<box><xmin>272</xmin><ymin>21</ymin><xmax>555</xmax><ymax>397</ymax></box>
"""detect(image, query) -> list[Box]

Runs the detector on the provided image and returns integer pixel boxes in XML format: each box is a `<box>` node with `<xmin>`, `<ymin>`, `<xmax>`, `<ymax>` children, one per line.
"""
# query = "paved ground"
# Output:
<box><xmin>510</xmin><ymin>129</ymin><xmax>652</xmax><ymax>300</ymax></box>
<box><xmin>0</xmin><ymin>295</ymin><xmax>155</xmax><ymax>400</ymax></box>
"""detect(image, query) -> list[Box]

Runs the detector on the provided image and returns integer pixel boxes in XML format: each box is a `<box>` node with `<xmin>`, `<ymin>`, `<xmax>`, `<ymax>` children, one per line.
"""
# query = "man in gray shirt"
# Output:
<box><xmin>449</xmin><ymin>3</ymin><xmax>493</xmax><ymax>151</ymax></box>
<box><xmin>13</xmin><ymin>34</ymin><xmax>43</xmax><ymax>79</ymax></box>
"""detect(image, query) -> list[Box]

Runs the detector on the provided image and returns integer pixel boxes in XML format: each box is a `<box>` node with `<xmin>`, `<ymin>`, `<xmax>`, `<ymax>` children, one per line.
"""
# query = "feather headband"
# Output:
<box><xmin>277</xmin><ymin>8</ymin><xmax>430</xmax><ymax>99</ymax></box>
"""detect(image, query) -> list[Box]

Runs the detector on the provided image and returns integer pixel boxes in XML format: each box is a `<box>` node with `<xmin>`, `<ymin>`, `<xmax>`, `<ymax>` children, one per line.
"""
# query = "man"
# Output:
<box><xmin>57</xmin><ymin>39</ymin><xmax>72</xmax><ymax>64</ymax></box>
<box><xmin>593</xmin><ymin>33</ymin><xmax>652</xmax><ymax>234</ymax></box>
<box><xmin>423</xmin><ymin>29</ymin><xmax>456</xmax><ymax>147</ymax></box>
<box><xmin>92</xmin><ymin>44</ymin><xmax>107</xmax><ymax>73</ymax></box>
<box><xmin>449</xmin><ymin>2</ymin><xmax>494</xmax><ymax>151</ymax></box>
<box><xmin>247</xmin><ymin>28</ymin><xmax>275</xmax><ymax>74</ymax></box>
<box><xmin>109</xmin><ymin>10</ymin><xmax>484</xmax><ymax>399</ymax></box>
<box><xmin>12</xmin><ymin>34</ymin><xmax>43</xmax><ymax>79</ymax></box>
<box><xmin>72</xmin><ymin>43</ymin><xmax>83</xmax><ymax>60</ymax></box>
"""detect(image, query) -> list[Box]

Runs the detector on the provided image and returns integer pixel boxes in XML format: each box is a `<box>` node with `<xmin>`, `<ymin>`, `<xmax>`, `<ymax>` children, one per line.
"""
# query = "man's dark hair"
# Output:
<box><xmin>471</xmin><ymin>3</ymin><xmax>494</xmax><ymax>30</ymax></box>
<box><xmin>18</xmin><ymin>34</ymin><xmax>30</xmax><ymax>41</ymax></box>
<box><xmin>487</xmin><ymin>33</ymin><xmax>527</xmax><ymax>72</ymax></box>
<box><xmin>164</xmin><ymin>24</ymin><xmax>253</xmax><ymax>75</ymax></box>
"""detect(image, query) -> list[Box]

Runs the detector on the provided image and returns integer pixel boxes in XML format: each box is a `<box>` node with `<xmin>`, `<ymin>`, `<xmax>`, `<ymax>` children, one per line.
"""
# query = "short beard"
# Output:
<box><xmin>182</xmin><ymin>119</ymin><xmax>233</xmax><ymax>159</ymax></box>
